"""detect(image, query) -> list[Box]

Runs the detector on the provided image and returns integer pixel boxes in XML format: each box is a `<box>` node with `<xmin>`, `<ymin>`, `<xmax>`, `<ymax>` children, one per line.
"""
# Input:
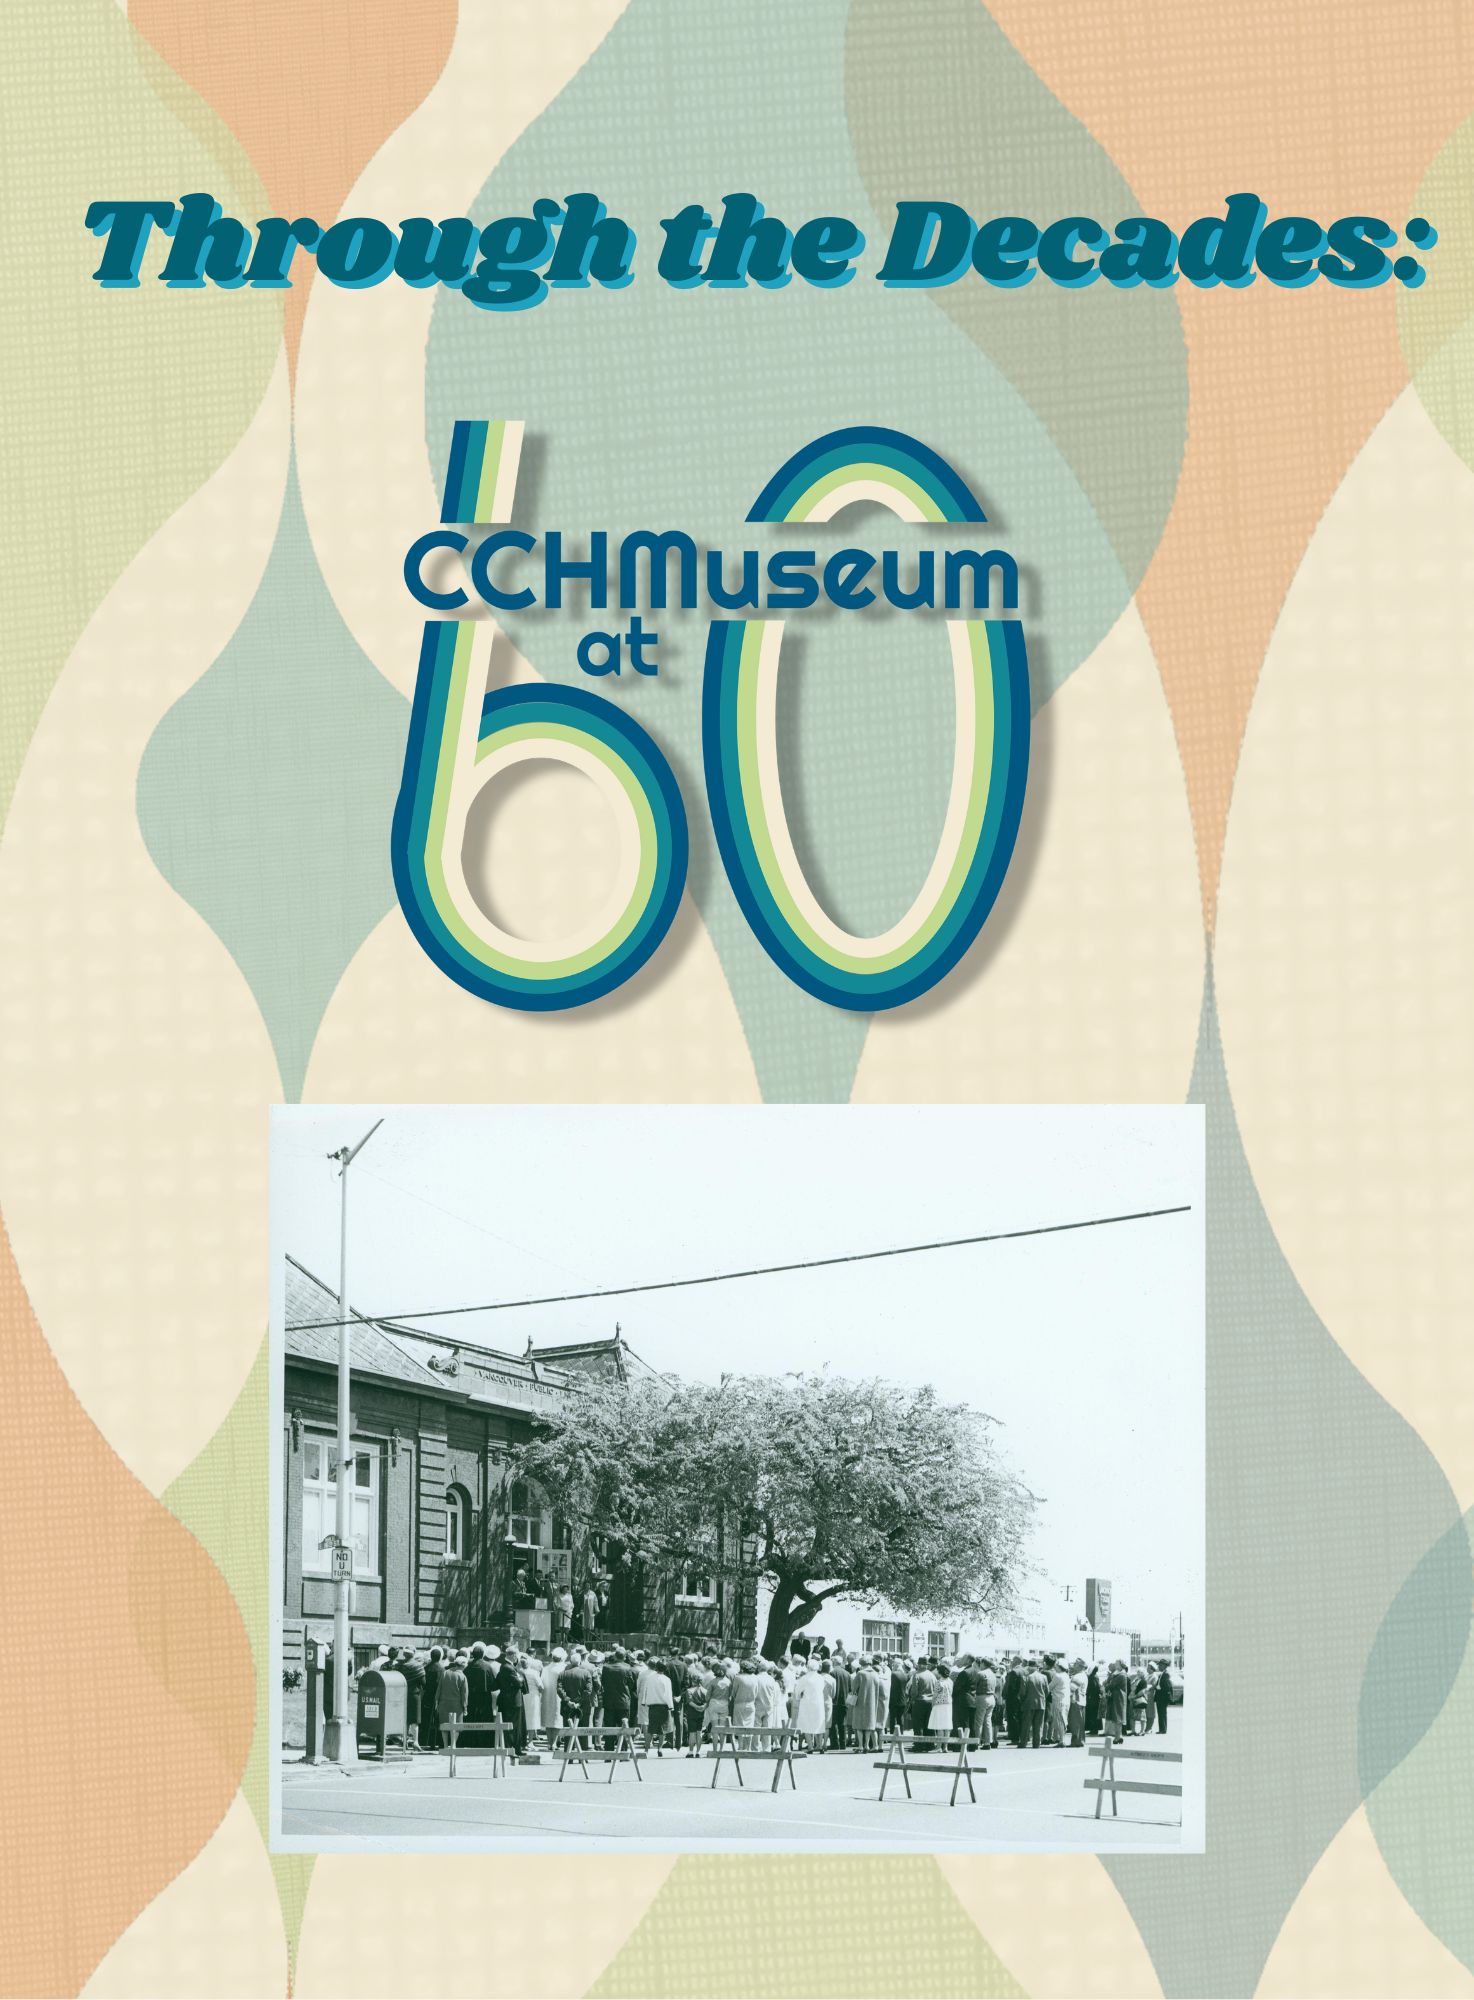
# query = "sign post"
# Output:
<box><xmin>1086</xmin><ymin>1578</ymin><xmax>1112</xmax><ymax>1663</ymax></box>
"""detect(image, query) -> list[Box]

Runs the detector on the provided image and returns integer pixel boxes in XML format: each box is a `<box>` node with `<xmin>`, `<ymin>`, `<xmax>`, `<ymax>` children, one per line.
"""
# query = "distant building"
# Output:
<box><xmin>754</xmin><ymin>1575</ymin><xmax>1137</xmax><ymax>1665</ymax></box>
<box><xmin>281</xmin><ymin>1257</ymin><xmax>756</xmax><ymax>1669</ymax></box>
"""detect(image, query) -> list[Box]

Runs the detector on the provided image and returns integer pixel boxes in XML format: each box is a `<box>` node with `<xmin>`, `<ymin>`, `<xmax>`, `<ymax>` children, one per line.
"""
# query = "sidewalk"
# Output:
<box><xmin>279</xmin><ymin>1713</ymin><xmax>1186</xmax><ymax>1850</ymax></box>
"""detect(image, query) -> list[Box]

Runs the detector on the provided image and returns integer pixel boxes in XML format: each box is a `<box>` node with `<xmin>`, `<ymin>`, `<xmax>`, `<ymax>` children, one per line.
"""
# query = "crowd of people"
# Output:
<box><xmin>320</xmin><ymin>1635</ymin><xmax>1176</xmax><ymax>1757</ymax></box>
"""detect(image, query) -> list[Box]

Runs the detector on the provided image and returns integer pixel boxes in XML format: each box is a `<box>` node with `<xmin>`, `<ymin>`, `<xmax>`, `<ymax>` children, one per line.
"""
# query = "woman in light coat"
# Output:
<box><xmin>1104</xmin><ymin>1661</ymin><xmax>1129</xmax><ymax>1742</ymax></box>
<box><xmin>791</xmin><ymin>1662</ymin><xmax>829</xmax><ymax>1750</ymax></box>
<box><xmin>929</xmin><ymin>1663</ymin><xmax>955</xmax><ymax>1747</ymax></box>
<box><xmin>729</xmin><ymin>1660</ymin><xmax>764</xmax><ymax>1732</ymax></box>
<box><xmin>1067</xmin><ymin>1659</ymin><xmax>1088</xmax><ymax>1747</ymax></box>
<box><xmin>704</xmin><ymin>1667</ymin><xmax>732</xmax><ymax>1746</ymax></box>
<box><xmin>541</xmin><ymin>1647</ymin><xmax>565</xmax><ymax>1736</ymax></box>
<box><xmin>522</xmin><ymin>1653</ymin><xmax>544</xmax><ymax>1740</ymax></box>
<box><xmin>849</xmin><ymin>1658</ymin><xmax>883</xmax><ymax>1750</ymax></box>
<box><xmin>758</xmin><ymin>1660</ymin><xmax>787</xmax><ymax>1749</ymax></box>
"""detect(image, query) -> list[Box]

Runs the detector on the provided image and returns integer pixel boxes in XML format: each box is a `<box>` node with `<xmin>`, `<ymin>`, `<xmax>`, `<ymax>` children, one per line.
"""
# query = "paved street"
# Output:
<box><xmin>279</xmin><ymin>1710</ymin><xmax>1185</xmax><ymax>1849</ymax></box>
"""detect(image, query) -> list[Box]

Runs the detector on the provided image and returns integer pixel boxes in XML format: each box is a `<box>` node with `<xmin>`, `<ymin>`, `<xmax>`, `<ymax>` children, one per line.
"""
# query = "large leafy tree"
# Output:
<box><xmin>508</xmin><ymin>1371</ymin><xmax>1036</xmax><ymax>1657</ymax></box>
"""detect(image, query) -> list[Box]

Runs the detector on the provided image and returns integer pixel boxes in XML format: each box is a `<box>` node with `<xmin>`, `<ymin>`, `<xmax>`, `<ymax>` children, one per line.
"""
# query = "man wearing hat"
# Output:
<box><xmin>421</xmin><ymin>1646</ymin><xmax>444</xmax><ymax>1752</ymax></box>
<box><xmin>496</xmin><ymin>1645</ymin><xmax>529</xmax><ymax>1754</ymax></box>
<box><xmin>602</xmin><ymin>1646</ymin><xmax>637</xmax><ymax>1730</ymax></box>
<box><xmin>465</xmin><ymin>1641</ymin><xmax>496</xmax><ymax>1734</ymax></box>
<box><xmin>666</xmin><ymin>1648</ymin><xmax>689</xmax><ymax>1750</ymax></box>
<box><xmin>1154</xmin><ymin>1658</ymin><xmax>1174</xmax><ymax>1734</ymax></box>
<box><xmin>559</xmin><ymin>1646</ymin><xmax>595</xmax><ymax>1736</ymax></box>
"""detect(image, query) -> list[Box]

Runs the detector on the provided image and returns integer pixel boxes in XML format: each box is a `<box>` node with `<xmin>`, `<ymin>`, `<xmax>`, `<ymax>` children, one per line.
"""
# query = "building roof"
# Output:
<box><xmin>284</xmin><ymin>1261</ymin><xmax>448</xmax><ymax>1391</ymax></box>
<box><xmin>283</xmin><ymin>1257</ymin><xmax>660</xmax><ymax>1412</ymax></box>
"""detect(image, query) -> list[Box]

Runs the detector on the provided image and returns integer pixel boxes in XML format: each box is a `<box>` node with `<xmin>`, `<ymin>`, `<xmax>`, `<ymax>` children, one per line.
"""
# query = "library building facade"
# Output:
<box><xmin>281</xmin><ymin>1257</ymin><xmax>758</xmax><ymax>1672</ymax></box>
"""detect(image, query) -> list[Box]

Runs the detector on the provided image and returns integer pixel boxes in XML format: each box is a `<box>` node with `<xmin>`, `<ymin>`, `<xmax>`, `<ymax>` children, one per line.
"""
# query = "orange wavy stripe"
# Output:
<box><xmin>984</xmin><ymin>0</ymin><xmax>1474</xmax><ymax>923</ymax></box>
<box><xmin>129</xmin><ymin>0</ymin><xmax>459</xmax><ymax>371</ymax></box>
<box><xmin>0</xmin><ymin>1217</ymin><xmax>255</xmax><ymax>1997</ymax></box>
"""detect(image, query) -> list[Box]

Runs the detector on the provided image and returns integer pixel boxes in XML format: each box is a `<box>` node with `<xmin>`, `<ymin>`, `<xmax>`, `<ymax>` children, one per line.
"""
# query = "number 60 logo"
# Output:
<box><xmin>391</xmin><ymin>424</ymin><xmax>1030</xmax><ymax>1013</ymax></box>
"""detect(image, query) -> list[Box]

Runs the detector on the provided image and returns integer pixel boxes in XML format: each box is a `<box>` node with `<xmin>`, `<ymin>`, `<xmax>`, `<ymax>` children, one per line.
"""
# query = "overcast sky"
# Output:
<box><xmin>272</xmin><ymin>1104</ymin><xmax>1203</xmax><ymax>1636</ymax></box>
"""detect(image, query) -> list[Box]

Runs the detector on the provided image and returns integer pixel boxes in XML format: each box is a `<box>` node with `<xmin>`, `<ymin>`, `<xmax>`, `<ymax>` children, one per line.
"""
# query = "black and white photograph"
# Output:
<box><xmin>270</xmin><ymin>1104</ymin><xmax>1204</xmax><ymax>1853</ymax></box>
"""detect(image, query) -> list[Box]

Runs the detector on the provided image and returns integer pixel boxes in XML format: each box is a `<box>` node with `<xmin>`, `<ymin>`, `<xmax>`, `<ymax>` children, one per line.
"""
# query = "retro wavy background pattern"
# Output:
<box><xmin>1</xmin><ymin>0</ymin><xmax>1471</xmax><ymax>1993</ymax></box>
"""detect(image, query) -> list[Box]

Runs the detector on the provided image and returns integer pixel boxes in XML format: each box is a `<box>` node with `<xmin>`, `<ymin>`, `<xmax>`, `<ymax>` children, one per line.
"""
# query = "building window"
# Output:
<box><xmin>676</xmin><ymin>1571</ymin><xmax>717</xmax><ymax>1605</ymax></box>
<box><xmin>926</xmin><ymin>1628</ymin><xmax>959</xmax><ymax>1657</ymax></box>
<box><xmin>509</xmin><ymin>1479</ymin><xmax>540</xmax><ymax>1548</ymax></box>
<box><xmin>302</xmin><ymin>1435</ymin><xmax>379</xmax><ymax>1578</ymax></box>
<box><xmin>445</xmin><ymin>1486</ymin><xmax>467</xmax><ymax>1561</ymax></box>
<box><xmin>863</xmin><ymin>1619</ymin><xmax>910</xmax><ymax>1655</ymax></box>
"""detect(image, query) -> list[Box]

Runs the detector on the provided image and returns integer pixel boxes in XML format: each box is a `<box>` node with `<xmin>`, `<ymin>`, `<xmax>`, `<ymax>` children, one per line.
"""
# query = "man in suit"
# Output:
<box><xmin>1003</xmin><ymin>1659</ymin><xmax>1023</xmax><ymax>1745</ymax></box>
<box><xmin>1155</xmin><ymin>1660</ymin><xmax>1174</xmax><ymax>1733</ymax></box>
<box><xmin>559</xmin><ymin>1647</ymin><xmax>596</xmax><ymax>1736</ymax></box>
<box><xmin>909</xmin><ymin>1659</ymin><xmax>938</xmax><ymax>1744</ymax></box>
<box><xmin>888</xmin><ymin>1657</ymin><xmax>910</xmax><ymax>1733</ymax></box>
<box><xmin>465</xmin><ymin>1641</ymin><xmax>496</xmax><ymax>1731</ymax></box>
<box><xmin>828</xmin><ymin>1652</ymin><xmax>851</xmax><ymax>1750</ymax></box>
<box><xmin>496</xmin><ymin>1646</ymin><xmax>530</xmax><ymax>1754</ymax></box>
<box><xmin>601</xmin><ymin>1647</ymin><xmax>634</xmax><ymax>1728</ymax></box>
<box><xmin>420</xmin><ymin>1646</ymin><xmax>443</xmax><ymax>1752</ymax></box>
<box><xmin>978</xmin><ymin>1660</ymin><xmax>999</xmax><ymax>1748</ymax></box>
<box><xmin>1020</xmin><ymin>1661</ymin><xmax>1046</xmax><ymax>1747</ymax></box>
<box><xmin>665</xmin><ymin>1650</ymin><xmax>689</xmax><ymax>1749</ymax></box>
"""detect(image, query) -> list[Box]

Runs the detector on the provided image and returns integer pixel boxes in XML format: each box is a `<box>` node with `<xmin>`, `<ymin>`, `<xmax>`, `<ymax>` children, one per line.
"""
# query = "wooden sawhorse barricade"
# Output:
<box><xmin>708</xmin><ymin>1724</ymin><xmax>798</xmax><ymax>1794</ymax></box>
<box><xmin>556</xmin><ymin>1723</ymin><xmax>645</xmax><ymax>1784</ymax></box>
<box><xmin>446</xmin><ymin>1717</ymin><xmax>508</xmax><ymax>1778</ymax></box>
<box><xmin>876</xmin><ymin>1731</ymin><xmax>981</xmax><ymax>1807</ymax></box>
<box><xmin>1085</xmin><ymin>1741</ymin><xmax>1183</xmax><ymax>1822</ymax></box>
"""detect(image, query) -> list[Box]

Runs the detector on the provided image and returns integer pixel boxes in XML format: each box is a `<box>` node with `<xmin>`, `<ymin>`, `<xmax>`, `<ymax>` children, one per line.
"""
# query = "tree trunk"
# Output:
<box><xmin>761</xmin><ymin>1587</ymin><xmax>824</xmax><ymax>1659</ymax></box>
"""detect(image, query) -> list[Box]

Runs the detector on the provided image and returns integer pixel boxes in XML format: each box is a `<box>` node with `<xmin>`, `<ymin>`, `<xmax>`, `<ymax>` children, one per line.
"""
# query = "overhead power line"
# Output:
<box><xmin>285</xmin><ymin>1202</ymin><xmax>1193</xmax><ymax>1334</ymax></box>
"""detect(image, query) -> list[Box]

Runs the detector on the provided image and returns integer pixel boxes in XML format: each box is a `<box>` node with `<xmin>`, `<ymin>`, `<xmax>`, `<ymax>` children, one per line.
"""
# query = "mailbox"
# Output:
<box><xmin>356</xmin><ymin>1668</ymin><xmax>408</xmax><ymax>1758</ymax></box>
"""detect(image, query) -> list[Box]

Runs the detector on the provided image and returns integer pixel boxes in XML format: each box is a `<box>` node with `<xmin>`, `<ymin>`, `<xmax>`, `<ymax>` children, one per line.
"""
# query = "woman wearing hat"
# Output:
<box><xmin>702</xmin><ymin>1661</ymin><xmax>732</xmax><ymax>1751</ymax></box>
<box><xmin>791</xmin><ymin>1655</ymin><xmax>830</xmax><ymax>1753</ymax></box>
<box><xmin>1104</xmin><ymin>1659</ymin><xmax>1129</xmax><ymax>1743</ymax></box>
<box><xmin>542</xmin><ymin>1647</ymin><xmax>566</xmax><ymax>1742</ymax></box>
<box><xmin>522</xmin><ymin>1650</ymin><xmax>543</xmax><ymax>1743</ymax></box>
<box><xmin>436</xmin><ymin>1651</ymin><xmax>469</xmax><ymax>1755</ymax></box>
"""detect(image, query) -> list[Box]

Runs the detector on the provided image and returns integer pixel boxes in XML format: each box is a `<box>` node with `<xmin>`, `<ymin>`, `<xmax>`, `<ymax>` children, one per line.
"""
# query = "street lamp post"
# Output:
<box><xmin>321</xmin><ymin>1117</ymin><xmax>383</xmax><ymax>1765</ymax></box>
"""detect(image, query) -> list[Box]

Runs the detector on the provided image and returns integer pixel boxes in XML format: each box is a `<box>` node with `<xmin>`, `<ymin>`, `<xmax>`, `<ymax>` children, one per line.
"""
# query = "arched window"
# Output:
<box><xmin>445</xmin><ymin>1486</ymin><xmax>467</xmax><ymax>1561</ymax></box>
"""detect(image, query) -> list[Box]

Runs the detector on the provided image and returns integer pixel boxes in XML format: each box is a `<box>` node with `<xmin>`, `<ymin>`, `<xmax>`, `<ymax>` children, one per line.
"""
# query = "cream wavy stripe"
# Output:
<box><xmin>852</xmin><ymin>605</ymin><xmax>1203</xmax><ymax>1106</ymax></box>
<box><xmin>81</xmin><ymin>1796</ymin><xmax>289</xmax><ymax>1999</ymax></box>
<box><xmin>1255</xmin><ymin>1804</ymin><xmax>1474</xmax><ymax>1997</ymax></box>
<box><xmin>0</xmin><ymin>359</ymin><xmax>291</xmax><ymax>1495</ymax></box>
<box><xmin>1216</xmin><ymin>385</ymin><xmax>1474</xmax><ymax>1508</ymax></box>
<box><xmin>294</xmin><ymin>0</ymin><xmax>632</xmax><ymax>700</ymax></box>
<box><xmin>293</xmin><ymin>1854</ymin><xmax>674</xmax><ymax>1998</ymax></box>
<box><xmin>304</xmin><ymin>868</ymin><xmax>761</xmax><ymax>1107</ymax></box>
<box><xmin>936</xmin><ymin>1854</ymin><xmax>1163</xmax><ymax>1998</ymax></box>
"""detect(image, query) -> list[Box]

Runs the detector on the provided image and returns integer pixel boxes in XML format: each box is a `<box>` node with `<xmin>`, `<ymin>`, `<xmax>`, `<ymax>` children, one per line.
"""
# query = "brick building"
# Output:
<box><xmin>281</xmin><ymin>1257</ymin><xmax>757</xmax><ymax>1670</ymax></box>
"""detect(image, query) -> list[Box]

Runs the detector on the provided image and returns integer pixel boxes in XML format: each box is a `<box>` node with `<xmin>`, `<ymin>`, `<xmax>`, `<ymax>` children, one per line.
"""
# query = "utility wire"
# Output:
<box><xmin>286</xmin><ymin>1202</ymin><xmax>1192</xmax><ymax>1333</ymax></box>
